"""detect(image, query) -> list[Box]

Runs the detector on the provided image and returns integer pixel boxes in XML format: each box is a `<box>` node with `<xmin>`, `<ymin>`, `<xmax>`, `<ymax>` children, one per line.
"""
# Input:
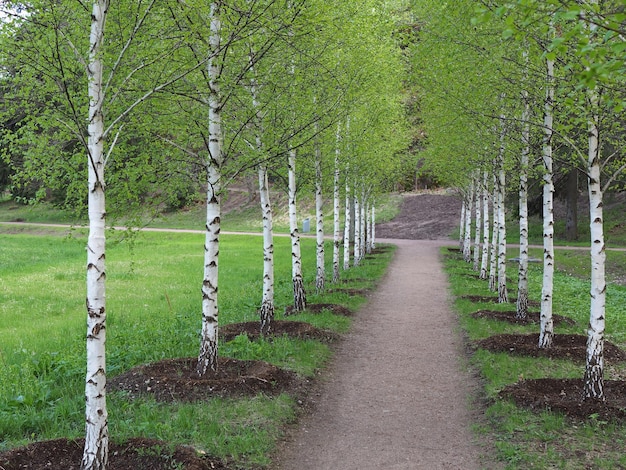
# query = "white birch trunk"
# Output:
<box><xmin>459</xmin><ymin>200</ymin><xmax>466</xmax><ymax>250</ymax></box>
<box><xmin>583</xmin><ymin>64</ymin><xmax>606</xmax><ymax>401</ymax></box>
<box><xmin>371</xmin><ymin>205</ymin><xmax>376</xmax><ymax>249</ymax></box>
<box><xmin>488</xmin><ymin>169</ymin><xmax>498</xmax><ymax>292</ymax></box>
<box><xmin>517</xmin><ymin>70</ymin><xmax>531</xmax><ymax>320</ymax></box>
<box><xmin>333</xmin><ymin>127</ymin><xmax>341</xmax><ymax>282</ymax></box>
<box><xmin>497</xmin><ymin>117</ymin><xmax>509</xmax><ymax>304</ymax></box>
<box><xmin>353</xmin><ymin>194</ymin><xmax>361</xmax><ymax>267</ymax></box>
<box><xmin>539</xmin><ymin>54</ymin><xmax>555</xmax><ymax>348</ymax></box>
<box><xmin>343</xmin><ymin>173</ymin><xmax>351</xmax><ymax>270</ymax></box>
<box><xmin>360</xmin><ymin>190</ymin><xmax>366</xmax><ymax>260</ymax></box>
<box><xmin>315</xmin><ymin>141</ymin><xmax>325</xmax><ymax>293</ymax></box>
<box><xmin>463</xmin><ymin>184</ymin><xmax>473</xmax><ymax>263</ymax></box>
<box><xmin>288</xmin><ymin>149</ymin><xmax>306</xmax><ymax>311</ymax></box>
<box><xmin>258</xmin><ymin>164</ymin><xmax>274</xmax><ymax>334</ymax></box>
<box><xmin>480</xmin><ymin>170</ymin><xmax>490</xmax><ymax>280</ymax></box>
<box><xmin>366</xmin><ymin>202</ymin><xmax>372</xmax><ymax>255</ymax></box>
<box><xmin>473</xmin><ymin>179</ymin><xmax>482</xmax><ymax>271</ymax></box>
<box><xmin>197</xmin><ymin>2</ymin><xmax>222</xmax><ymax>377</ymax></box>
<box><xmin>82</xmin><ymin>2</ymin><xmax>109</xmax><ymax>468</ymax></box>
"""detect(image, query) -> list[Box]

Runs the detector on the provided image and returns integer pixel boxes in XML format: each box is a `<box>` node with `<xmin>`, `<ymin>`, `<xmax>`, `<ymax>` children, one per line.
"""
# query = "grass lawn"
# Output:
<box><xmin>0</xmin><ymin>228</ymin><xmax>394</xmax><ymax>468</ymax></box>
<box><xmin>444</xmin><ymin>246</ymin><xmax>626</xmax><ymax>469</ymax></box>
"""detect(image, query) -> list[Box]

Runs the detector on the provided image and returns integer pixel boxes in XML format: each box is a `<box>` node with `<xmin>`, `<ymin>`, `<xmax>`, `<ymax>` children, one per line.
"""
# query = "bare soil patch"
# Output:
<box><xmin>0</xmin><ymin>437</ymin><xmax>225</xmax><ymax>470</ymax></box>
<box><xmin>283</xmin><ymin>303</ymin><xmax>353</xmax><ymax>317</ymax></box>
<box><xmin>471</xmin><ymin>309</ymin><xmax>576</xmax><ymax>326</ymax></box>
<box><xmin>108</xmin><ymin>357</ymin><xmax>299</xmax><ymax>402</ymax></box>
<box><xmin>473</xmin><ymin>333</ymin><xmax>626</xmax><ymax>362</ymax></box>
<box><xmin>375</xmin><ymin>192</ymin><xmax>462</xmax><ymax>240</ymax></box>
<box><xmin>500</xmin><ymin>379</ymin><xmax>626</xmax><ymax>421</ymax></box>
<box><xmin>220</xmin><ymin>319</ymin><xmax>339</xmax><ymax>342</ymax></box>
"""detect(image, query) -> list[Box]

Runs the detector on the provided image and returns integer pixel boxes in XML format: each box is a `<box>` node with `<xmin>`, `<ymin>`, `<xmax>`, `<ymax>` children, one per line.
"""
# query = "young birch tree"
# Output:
<box><xmin>539</xmin><ymin>46</ymin><xmax>555</xmax><ymax>348</ymax></box>
<box><xmin>82</xmin><ymin>3</ymin><xmax>109</xmax><ymax>467</ymax></box>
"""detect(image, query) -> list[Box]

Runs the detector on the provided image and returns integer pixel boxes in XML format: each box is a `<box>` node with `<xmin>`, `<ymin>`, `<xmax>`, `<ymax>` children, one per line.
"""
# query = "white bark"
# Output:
<box><xmin>459</xmin><ymin>200</ymin><xmax>466</xmax><ymax>250</ymax></box>
<box><xmin>488</xmin><ymin>168</ymin><xmax>498</xmax><ymax>292</ymax></box>
<box><xmin>360</xmin><ymin>190</ymin><xmax>366</xmax><ymax>260</ymax></box>
<box><xmin>473</xmin><ymin>178</ymin><xmax>481</xmax><ymax>271</ymax></box>
<box><xmin>463</xmin><ymin>184</ymin><xmax>473</xmax><ymax>263</ymax></box>
<box><xmin>315</xmin><ymin>140</ymin><xmax>325</xmax><ymax>293</ymax></box>
<box><xmin>288</xmin><ymin>149</ymin><xmax>306</xmax><ymax>311</ymax></box>
<box><xmin>497</xmin><ymin>116</ymin><xmax>508</xmax><ymax>304</ymax></box>
<box><xmin>353</xmin><ymin>194</ymin><xmax>361</xmax><ymax>267</ymax></box>
<box><xmin>82</xmin><ymin>2</ymin><xmax>109</xmax><ymax>468</ymax></box>
<box><xmin>258</xmin><ymin>164</ymin><xmax>274</xmax><ymax>334</ymax></box>
<box><xmin>479</xmin><ymin>170</ymin><xmax>490</xmax><ymax>280</ymax></box>
<box><xmin>366</xmin><ymin>202</ymin><xmax>372</xmax><ymax>255</ymax></box>
<box><xmin>371</xmin><ymin>205</ymin><xmax>376</xmax><ymax>249</ymax></box>
<box><xmin>539</xmin><ymin>55</ymin><xmax>555</xmax><ymax>348</ymax></box>
<box><xmin>583</xmin><ymin>52</ymin><xmax>605</xmax><ymax>400</ymax></box>
<box><xmin>343</xmin><ymin>173</ymin><xmax>351</xmax><ymax>270</ymax></box>
<box><xmin>333</xmin><ymin>126</ymin><xmax>341</xmax><ymax>283</ymax></box>
<box><xmin>517</xmin><ymin>69</ymin><xmax>531</xmax><ymax>320</ymax></box>
<box><xmin>197</xmin><ymin>2</ymin><xmax>222</xmax><ymax>377</ymax></box>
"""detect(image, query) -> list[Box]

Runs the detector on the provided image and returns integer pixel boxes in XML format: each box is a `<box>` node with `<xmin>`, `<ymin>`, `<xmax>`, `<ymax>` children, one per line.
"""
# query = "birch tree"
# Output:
<box><xmin>539</xmin><ymin>48</ymin><xmax>555</xmax><ymax>348</ymax></box>
<box><xmin>82</xmin><ymin>3</ymin><xmax>109</xmax><ymax>467</ymax></box>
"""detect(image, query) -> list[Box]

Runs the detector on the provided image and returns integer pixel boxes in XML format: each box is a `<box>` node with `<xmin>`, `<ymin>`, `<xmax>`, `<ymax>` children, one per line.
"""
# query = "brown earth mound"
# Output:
<box><xmin>0</xmin><ymin>437</ymin><xmax>226</xmax><ymax>470</ymax></box>
<box><xmin>108</xmin><ymin>357</ymin><xmax>298</xmax><ymax>402</ymax></box>
<box><xmin>471</xmin><ymin>309</ymin><xmax>576</xmax><ymax>326</ymax></box>
<box><xmin>474</xmin><ymin>333</ymin><xmax>626</xmax><ymax>362</ymax></box>
<box><xmin>375</xmin><ymin>193</ymin><xmax>462</xmax><ymax>240</ymax></box>
<box><xmin>501</xmin><ymin>378</ymin><xmax>626</xmax><ymax>421</ymax></box>
<box><xmin>220</xmin><ymin>319</ymin><xmax>339</xmax><ymax>341</ymax></box>
<box><xmin>462</xmin><ymin>294</ymin><xmax>540</xmax><ymax>307</ymax></box>
<box><xmin>283</xmin><ymin>303</ymin><xmax>353</xmax><ymax>317</ymax></box>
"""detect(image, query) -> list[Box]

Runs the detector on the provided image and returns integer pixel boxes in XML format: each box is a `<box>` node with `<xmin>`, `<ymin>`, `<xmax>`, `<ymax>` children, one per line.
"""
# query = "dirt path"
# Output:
<box><xmin>275</xmin><ymin>236</ymin><xmax>486</xmax><ymax>469</ymax></box>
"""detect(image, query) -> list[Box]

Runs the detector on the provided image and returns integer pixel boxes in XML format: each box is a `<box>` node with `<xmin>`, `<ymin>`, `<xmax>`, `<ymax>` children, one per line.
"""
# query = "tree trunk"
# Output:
<box><xmin>517</xmin><ymin>76</ymin><xmax>530</xmax><ymax>320</ymax></box>
<box><xmin>360</xmin><ymin>190</ymin><xmax>366</xmax><ymax>259</ymax></box>
<box><xmin>480</xmin><ymin>170</ymin><xmax>490</xmax><ymax>280</ymax></box>
<box><xmin>371</xmin><ymin>205</ymin><xmax>376</xmax><ymax>250</ymax></box>
<box><xmin>333</xmin><ymin>127</ymin><xmax>341</xmax><ymax>283</ymax></box>
<box><xmin>459</xmin><ymin>199</ymin><xmax>466</xmax><ymax>250</ymax></box>
<box><xmin>197</xmin><ymin>2</ymin><xmax>222</xmax><ymax>377</ymax></box>
<box><xmin>565</xmin><ymin>169</ymin><xmax>578</xmax><ymax>241</ymax></box>
<box><xmin>488</xmin><ymin>168</ymin><xmax>498</xmax><ymax>292</ymax></box>
<box><xmin>583</xmin><ymin>87</ymin><xmax>606</xmax><ymax>401</ymax></box>
<box><xmin>82</xmin><ymin>2</ymin><xmax>109</xmax><ymax>468</ymax></box>
<box><xmin>539</xmin><ymin>54</ymin><xmax>555</xmax><ymax>349</ymax></box>
<box><xmin>497</xmin><ymin>119</ymin><xmax>508</xmax><ymax>304</ymax></box>
<box><xmin>258</xmin><ymin>164</ymin><xmax>274</xmax><ymax>334</ymax></box>
<box><xmin>463</xmin><ymin>184</ymin><xmax>473</xmax><ymax>263</ymax></box>
<box><xmin>473</xmin><ymin>177</ymin><xmax>482</xmax><ymax>271</ymax></box>
<box><xmin>343</xmin><ymin>172</ymin><xmax>351</xmax><ymax>271</ymax></box>
<box><xmin>315</xmin><ymin>141</ymin><xmax>325</xmax><ymax>293</ymax></box>
<box><xmin>353</xmin><ymin>193</ymin><xmax>361</xmax><ymax>267</ymax></box>
<box><xmin>288</xmin><ymin>149</ymin><xmax>306</xmax><ymax>311</ymax></box>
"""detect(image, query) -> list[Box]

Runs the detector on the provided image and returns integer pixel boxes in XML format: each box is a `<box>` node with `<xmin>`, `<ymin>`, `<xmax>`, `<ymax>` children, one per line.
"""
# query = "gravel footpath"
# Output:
<box><xmin>275</xmin><ymin>237</ymin><xmax>486</xmax><ymax>469</ymax></box>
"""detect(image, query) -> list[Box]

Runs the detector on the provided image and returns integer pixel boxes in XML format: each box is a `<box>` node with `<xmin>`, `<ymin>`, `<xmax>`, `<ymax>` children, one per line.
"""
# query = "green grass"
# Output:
<box><xmin>444</xmin><ymin>247</ymin><xmax>626</xmax><ymax>469</ymax></box>
<box><xmin>0</xmin><ymin>191</ymin><xmax>404</xmax><ymax>235</ymax></box>
<box><xmin>0</xmin><ymin>228</ymin><xmax>394</xmax><ymax>468</ymax></box>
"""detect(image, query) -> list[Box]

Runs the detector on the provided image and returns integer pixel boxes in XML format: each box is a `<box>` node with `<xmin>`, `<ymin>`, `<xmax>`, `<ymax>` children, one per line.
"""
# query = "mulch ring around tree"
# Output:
<box><xmin>284</xmin><ymin>303</ymin><xmax>353</xmax><ymax>317</ymax></box>
<box><xmin>0</xmin><ymin>437</ymin><xmax>227</xmax><ymax>470</ymax></box>
<box><xmin>220</xmin><ymin>319</ymin><xmax>340</xmax><ymax>342</ymax></box>
<box><xmin>471</xmin><ymin>309</ymin><xmax>576</xmax><ymax>326</ymax></box>
<box><xmin>108</xmin><ymin>357</ymin><xmax>298</xmax><ymax>402</ymax></box>
<box><xmin>500</xmin><ymin>378</ymin><xmax>626</xmax><ymax>421</ymax></box>
<box><xmin>462</xmin><ymin>295</ymin><xmax>540</xmax><ymax>307</ymax></box>
<box><xmin>473</xmin><ymin>333</ymin><xmax>626</xmax><ymax>362</ymax></box>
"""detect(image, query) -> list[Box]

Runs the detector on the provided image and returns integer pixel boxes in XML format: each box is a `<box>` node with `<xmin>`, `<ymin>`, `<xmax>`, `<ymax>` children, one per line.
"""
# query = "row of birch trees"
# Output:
<box><xmin>410</xmin><ymin>0</ymin><xmax>626</xmax><ymax>405</ymax></box>
<box><xmin>0</xmin><ymin>1</ymin><xmax>411</xmax><ymax>468</ymax></box>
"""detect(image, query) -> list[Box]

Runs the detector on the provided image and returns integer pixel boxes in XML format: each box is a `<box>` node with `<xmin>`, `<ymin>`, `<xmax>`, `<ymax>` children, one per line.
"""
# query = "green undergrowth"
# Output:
<box><xmin>0</xmin><ymin>229</ymin><xmax>394</xmax><ymax>468</ymax></box>
<box><xmin>444</xmin><ymin>247</ymin><xmax>626</xmax><ymax>469</ymax></box>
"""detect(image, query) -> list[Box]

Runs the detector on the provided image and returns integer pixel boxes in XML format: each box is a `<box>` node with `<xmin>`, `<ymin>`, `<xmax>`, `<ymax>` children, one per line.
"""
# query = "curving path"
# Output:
<box><xmin>275</xmin><ymin>237</ymin><xmax>488</xmax><ymax>470</ymax></box>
